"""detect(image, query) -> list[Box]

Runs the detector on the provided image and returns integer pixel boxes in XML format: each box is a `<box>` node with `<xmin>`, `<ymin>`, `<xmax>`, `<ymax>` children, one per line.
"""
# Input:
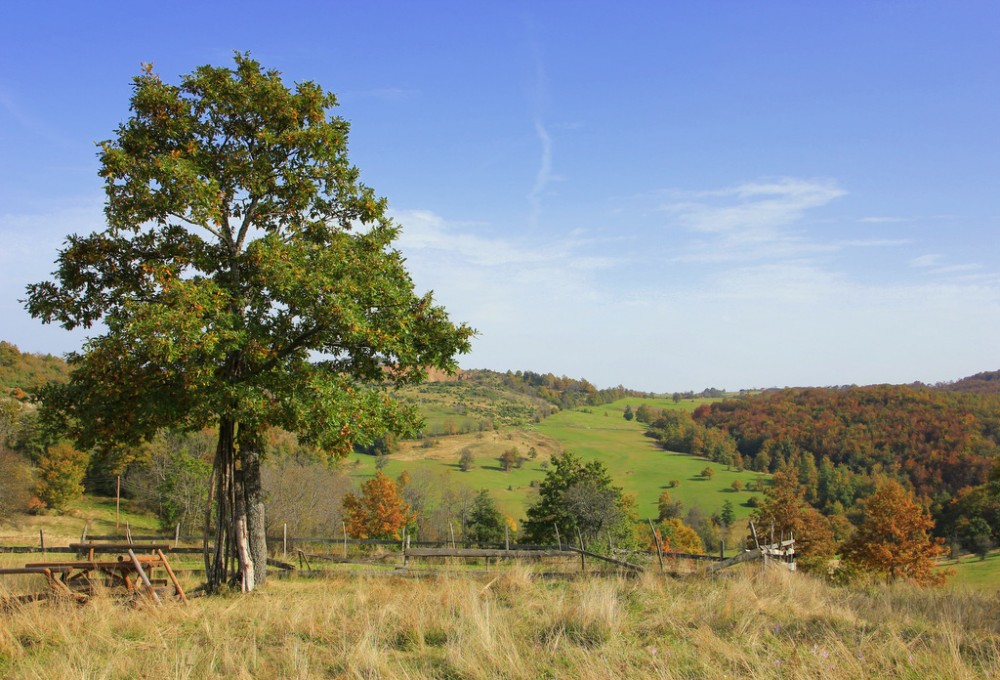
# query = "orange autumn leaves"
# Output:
<box><xmin>342</xmin><ymin>471</ymin><xmax>414</xmax><ymax>540</ymax></box>
<box><xmin>841</xmin><ymin>478</ymin><xmax>948</xmax><ymax>586</ymax></box>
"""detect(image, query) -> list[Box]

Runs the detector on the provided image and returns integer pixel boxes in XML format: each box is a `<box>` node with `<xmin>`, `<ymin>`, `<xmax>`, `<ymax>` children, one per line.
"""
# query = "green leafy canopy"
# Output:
<box><xmin>26</xmin><ymin>53</ymin><xmax>474</xmax><ymax>457</ymax></box>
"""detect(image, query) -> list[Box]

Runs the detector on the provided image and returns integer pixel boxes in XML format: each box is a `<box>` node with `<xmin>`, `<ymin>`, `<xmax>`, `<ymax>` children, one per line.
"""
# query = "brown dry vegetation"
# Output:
<box><xmin>2</xmin><ymin>565</ymin><xmax>998</xmax><ymax>679</ymax></box>
<box><xmin>393</xmin><ymin>429</ymin><xmax>559</xmax><ymax>464</ymax></box>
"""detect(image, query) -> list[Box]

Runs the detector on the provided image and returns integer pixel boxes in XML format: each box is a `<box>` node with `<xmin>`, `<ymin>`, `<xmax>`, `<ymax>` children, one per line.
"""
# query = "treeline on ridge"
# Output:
<box><xmin>478</xmin><ymin>369</ymin><xmax>654</xmax><ymax>409</ymax></box>
<box><xmin>637</xmin><ymin>384</ymin><xmax>1000</xmax><ymax>552</ymax></box>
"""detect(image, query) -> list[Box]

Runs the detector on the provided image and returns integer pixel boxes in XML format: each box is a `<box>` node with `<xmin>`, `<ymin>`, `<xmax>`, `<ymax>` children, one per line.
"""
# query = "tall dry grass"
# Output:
<box><xmin>1</xmin><ymin>564</ymin><xmax>998</xmax><ymax>679</ymax></box>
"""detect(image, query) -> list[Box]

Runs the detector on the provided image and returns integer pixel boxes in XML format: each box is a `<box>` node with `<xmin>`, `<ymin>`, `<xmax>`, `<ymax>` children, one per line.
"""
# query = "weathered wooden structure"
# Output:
<box><xmin>0</xmin><ymin>542</ymin><xmax>187</xmax><ymax>606</ymax></box>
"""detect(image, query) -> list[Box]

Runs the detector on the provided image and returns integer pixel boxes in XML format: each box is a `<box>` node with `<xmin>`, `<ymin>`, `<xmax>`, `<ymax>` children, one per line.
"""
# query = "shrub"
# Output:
<box><xmin>35</xmin><ymin>441</ymin><xmax>88</xmax><ymax>511</ymax></box>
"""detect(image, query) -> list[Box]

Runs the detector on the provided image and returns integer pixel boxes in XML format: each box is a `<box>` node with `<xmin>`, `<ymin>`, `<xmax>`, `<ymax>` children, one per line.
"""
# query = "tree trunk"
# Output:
<box><xmin>238</xmin><ymin>425</ymin><xmax>267</xmax><ymax>588</ymax></box>
<box><xmin>207</xmin><ymin>417</ymin><xmax>236</xmax><ymax>592</ymax></box>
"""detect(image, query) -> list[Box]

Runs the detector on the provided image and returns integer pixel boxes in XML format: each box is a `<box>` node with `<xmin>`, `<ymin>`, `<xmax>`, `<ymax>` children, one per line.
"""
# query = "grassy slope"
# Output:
<box><xmin>344</xmin><ymin>395</ymin><xmax>766</xmax><ymax>525</ymax></box>
<box><xmin>343</xmin><ymin>428</ymin><xmax>556</xmax><ymax>521</ymax></box>
<box><xmin>534</xmin><ymin>398</ymin><xmax>765</xmax><ymax>521</ymax></box>
<box><xmin>0</xmin><ymin>496</ymin><xmax>159</xmax><ymax>547</ymax></box>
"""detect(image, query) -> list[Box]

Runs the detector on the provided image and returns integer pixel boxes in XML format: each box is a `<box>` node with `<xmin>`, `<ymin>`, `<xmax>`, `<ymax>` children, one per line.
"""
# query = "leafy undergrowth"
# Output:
<box><xmin>1</xmin><ymin>565</ymin><xmax>998</xmax><ymax>678</ymax></box>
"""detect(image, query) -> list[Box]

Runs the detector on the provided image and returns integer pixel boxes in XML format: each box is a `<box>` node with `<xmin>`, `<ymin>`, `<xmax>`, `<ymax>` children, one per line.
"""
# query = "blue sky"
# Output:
<box><xmin>1</xmin><ymin>1</ymin><xmax>998</xmax><ymax>392</ymax></box>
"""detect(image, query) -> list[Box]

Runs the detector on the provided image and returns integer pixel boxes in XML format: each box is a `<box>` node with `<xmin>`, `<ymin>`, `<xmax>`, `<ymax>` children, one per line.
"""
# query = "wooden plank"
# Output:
<box><xmin>404</xmin><ymin>548</ymin><xmax>576</xmax><ymax>558</ymax></box>
<box><xmin>0</xmin><ymin>567</ymin><xmax>73</xmax><ymax>575</ymax></box>
<box><xmin>128</xmin><ymin>549</ymin><xmax>161</xmax><ymax>604</ymax></box>
<box><xmin>706</xmin><ymin>548</ymin><xmax>763</xmax><ymax>574</ymax></box>
<box><xmin>564</xmin><ymin>546</ymin><xmax>645</xmax><ymax>573</ymax></box>
<box><xmin>25</xmin><ymin>560</ymin><xmax>141</xmax><ymax>570</ymax></box>
<box><xmin>69</xmin><ymin>543</ymin><xmax>170</xmax><ymax>552</ymax></box>
<box><xmin>156</xmin><ymin>549</ymin><xmax>187</xmax><ymax>604</ymax></box>
<box><xmin>657</xmin><ymin>551</ymin><xmax>722</xmax><ymax>562</ymax></box>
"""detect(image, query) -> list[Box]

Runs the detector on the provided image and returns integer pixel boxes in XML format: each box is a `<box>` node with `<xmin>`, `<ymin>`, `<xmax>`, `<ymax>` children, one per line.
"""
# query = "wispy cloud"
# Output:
<box><xmin>910</xmin><ymin>254</ymin><xmax>984</xmax><ymax>276</ymax></box>
<box><xmin>527</xmin><ymin>119</ymin><xmax>554</xmax><ymax>224</ymax></box>
<box><xmin>930</xmin><ymin>263</ymin><xmax>984</xmax><ymax>274</ymax></box>
<box><xmin>525</xmin><ymin>30</ymin><xmax>558</xmax><ymax>226</ymax></box>
<box><xmin>662</xmin><ymin>178</ymin><xmax>845</xmax><ymax>235</ymax></box>
<box><xmin>838</xmin><ymin>238</ymin><xmax>911</xmax><ymax>247</ymax></box>
<box><xmin>860</xmin><ymin>216</ymin><xmax>906</xmax><ymax>223</ymax></box>
<box><xmin>394</xmin><ymin>209</ymin><xmax>548</xmax><ymax>267</ymax></box>
<box><xmin>658</xmin><ymin>178</ymin><xmax>846</xmax><ymax>263</ymax></box>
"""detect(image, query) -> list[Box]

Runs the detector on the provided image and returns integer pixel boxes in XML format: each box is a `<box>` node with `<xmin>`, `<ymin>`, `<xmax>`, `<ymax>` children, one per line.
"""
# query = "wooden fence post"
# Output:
<box><xmin>39</xmin><ymin>529</ymin><xmax>45</xmax><ymax>558</ymax></box>
<box><xmin>175</xmin><ymin>523</ymin><xmax>181</xmax><ymax>549</ymax></box>
<box><xmin>283</xmin><ymin>523</ymin><xmax>287</xmax><ymax>559</ymax></box>
<box><xmin>554</xmin><ymin>524</ymin><xmax>561</xmax><ymax>550</ymax></box>
<box><xmin>342</xmin><ymin>521</ymin><xmax>348</xmax><ymax>558</ymax></box>
<box><xmin>647</xmin><ymin>519</ymin><xmax>664</xmax><ymax>574</ymax></box>
<box><xmin>575</xmin><ymin>527</ymin><xmax>585</xmax><ymax>573</ymax></box>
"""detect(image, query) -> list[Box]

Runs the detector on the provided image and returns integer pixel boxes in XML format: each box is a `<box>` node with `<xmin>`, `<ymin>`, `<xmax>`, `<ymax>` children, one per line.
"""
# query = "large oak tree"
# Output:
<box><xmin>26</xmin><ymin>54</ymin><xmax>472</xmax><ymax>592</ymax></box>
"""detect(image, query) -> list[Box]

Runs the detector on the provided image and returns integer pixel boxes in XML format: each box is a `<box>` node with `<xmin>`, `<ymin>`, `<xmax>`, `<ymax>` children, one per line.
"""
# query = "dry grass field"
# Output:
<box><xmin>2</xmin><ymin>564</ymin><xmax>998</xmax><ymax>679</ymax></box>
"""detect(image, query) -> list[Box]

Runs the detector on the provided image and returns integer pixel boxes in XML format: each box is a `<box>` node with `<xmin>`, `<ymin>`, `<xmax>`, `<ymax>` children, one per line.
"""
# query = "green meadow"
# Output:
<box><xmin>940</xmin><ymin>551</ymin><xmax>1000</xmax><ymax>590</ymax></box>
<box><xmin>346</xmin><ymin>397</ymin><xmax>766</xmax><ymax>526</ymax></box>
<box><xmin>533</xmin><ymin>399</ymin><xmax>765</xmax><ymax>521</ymax></box>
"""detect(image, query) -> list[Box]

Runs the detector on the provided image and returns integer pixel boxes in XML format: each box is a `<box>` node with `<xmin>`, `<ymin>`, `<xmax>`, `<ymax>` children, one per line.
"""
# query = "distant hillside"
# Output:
<box><xmin>467</xmin><ymin>369</ymin><xmax>653</xmax><ymax>409</ymax></box>
<box><xmin>0</xmin><ymin>341</ymin><xmax>69</xmax><ymax>398</ymax></box>
<box><xmin>397</xmin><ymin>369</ymin><xmax>651</xmax><ymax>435</ymax></box>
<box><xmin>934</xmin><ymin>370</ymin><xmax>1000</xmax><ymax>394</ymax></box>
<box><xmin>696</xmin><ymin>384</ymin><xmax>1000</xmax><ymax>507</ymax></box>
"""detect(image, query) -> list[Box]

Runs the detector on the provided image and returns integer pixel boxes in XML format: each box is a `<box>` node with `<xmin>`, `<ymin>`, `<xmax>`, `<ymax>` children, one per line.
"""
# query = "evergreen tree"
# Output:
<box><xmin>523</xmin><ymin>451</ymin><xmax>634</xmax><ymax>547</ymax></box>
<box><xmin>466</xmin><ymin>490</ymin><xmax>506</xmax><ymax>545</ymax></box>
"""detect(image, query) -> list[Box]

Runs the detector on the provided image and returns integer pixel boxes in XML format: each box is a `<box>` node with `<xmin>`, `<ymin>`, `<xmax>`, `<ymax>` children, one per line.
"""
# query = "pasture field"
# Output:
<box><xmin>533</xmin><ymin>399</ymin><xmax>764</xmax><ymax>521</ymax></box>
<box><xmin>941</xmin><ymin>551</ymin><xmax>1000</xmax><ymax>590</ymax></box>
<box><xmin>345</xmin><ymin>397</ymin><xmax>764</xmax><ymax>524</ymax></box>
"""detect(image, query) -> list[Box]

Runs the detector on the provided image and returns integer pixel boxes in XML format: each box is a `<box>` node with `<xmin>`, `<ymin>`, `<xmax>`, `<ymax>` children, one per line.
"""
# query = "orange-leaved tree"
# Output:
<box><xmin>841</xmin><ymin>478</ymin><xmax>947</xmax><ymax>586</ymax></box>
<box><xmin>343</xmin><ymin>471</ymin><xmax>415</xmax><ymax>540</ymax></box>
<box><xmin>754</xmin><ymin>471</ymin><xmax>836</xmax><ymax>572</ymax></box>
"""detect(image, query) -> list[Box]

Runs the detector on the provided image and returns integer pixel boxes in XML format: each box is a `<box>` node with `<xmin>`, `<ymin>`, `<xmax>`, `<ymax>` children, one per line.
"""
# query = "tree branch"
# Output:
<box><xmin>235</xmin><ymin>195</ymin><xmax>261</xmax><ymax>252</ymax></box>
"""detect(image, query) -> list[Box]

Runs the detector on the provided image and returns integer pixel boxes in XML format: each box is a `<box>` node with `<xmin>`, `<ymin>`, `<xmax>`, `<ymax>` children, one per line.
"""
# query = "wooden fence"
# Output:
<box><xmin>2</xmin><ymin>522</ymin><xmax>795</xmax><ymax>580</ymax></box>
